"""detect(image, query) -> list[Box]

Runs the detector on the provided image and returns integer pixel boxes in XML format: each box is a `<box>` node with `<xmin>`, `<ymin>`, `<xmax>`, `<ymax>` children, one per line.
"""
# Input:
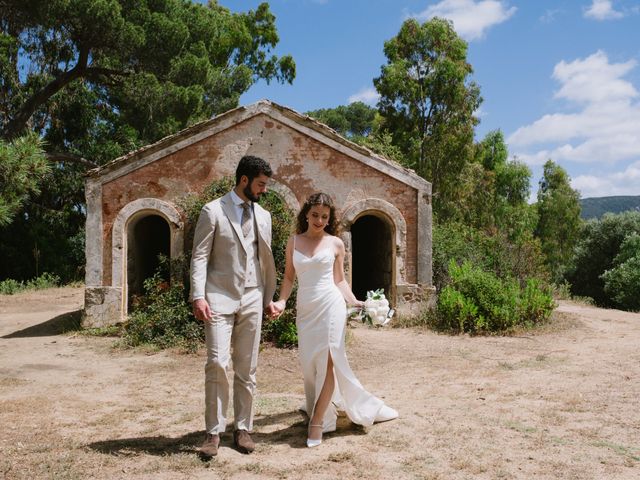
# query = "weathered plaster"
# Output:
<box><xmin>84</xmin><ymin>100</ymin><xmax>433</xmax><ymax>326</ymax></box>
<box><xmin>85</xmin><ymin>178</ymin><xmax>103</xmax><ymax>286</ymax></box>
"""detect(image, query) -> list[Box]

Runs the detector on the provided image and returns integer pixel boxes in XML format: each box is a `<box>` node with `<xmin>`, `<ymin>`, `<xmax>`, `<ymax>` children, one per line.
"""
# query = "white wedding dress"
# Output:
<box><xmin>294</xmin><ymin>244</ymin><xmax>393</xmax><ymax>432</ymax></box>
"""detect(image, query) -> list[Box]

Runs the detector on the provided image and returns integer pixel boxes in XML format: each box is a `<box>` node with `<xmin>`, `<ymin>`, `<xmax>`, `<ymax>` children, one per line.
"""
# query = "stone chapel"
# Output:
<box><xmin>83</xmin><ymin>100</ymin><xmax>433</xmax><ymax>326</ymax></box>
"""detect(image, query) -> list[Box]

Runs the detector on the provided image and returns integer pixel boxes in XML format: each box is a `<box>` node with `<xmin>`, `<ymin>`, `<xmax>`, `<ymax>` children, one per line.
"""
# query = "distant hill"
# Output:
<box><xmin>580</xmin><ymin>195</ymin><xmax>640</xmax><ymax>219</ymax></box>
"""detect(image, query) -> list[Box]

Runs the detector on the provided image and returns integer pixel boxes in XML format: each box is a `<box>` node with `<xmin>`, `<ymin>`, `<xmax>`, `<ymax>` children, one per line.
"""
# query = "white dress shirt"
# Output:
<box><xmin>230</xmin><ymin>189</ymin><xmax>253</xmax><ymax>226</ymax></box>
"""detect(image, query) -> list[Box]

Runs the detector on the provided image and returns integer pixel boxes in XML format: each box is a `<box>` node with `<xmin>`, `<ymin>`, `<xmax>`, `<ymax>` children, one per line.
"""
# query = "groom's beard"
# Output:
<box><xmin>243</xmin><ymin>184</ymin><xmax>262</xmax><ymax>203</ymax></box>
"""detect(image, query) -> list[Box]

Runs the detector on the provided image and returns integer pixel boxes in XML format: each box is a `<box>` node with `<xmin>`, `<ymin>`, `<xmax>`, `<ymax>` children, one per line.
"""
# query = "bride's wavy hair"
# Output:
<box><xmin>296</xmin><ymin>192</ymin><xmax>339</xmax><ymax>235</ymax></box>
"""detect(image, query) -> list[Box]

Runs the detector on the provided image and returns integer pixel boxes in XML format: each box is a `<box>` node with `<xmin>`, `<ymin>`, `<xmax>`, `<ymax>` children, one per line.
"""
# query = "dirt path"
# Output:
<box><xmin>1</xmin><ymin>288</ymin><xmax>638</xmax><ymax>479</ymax></box>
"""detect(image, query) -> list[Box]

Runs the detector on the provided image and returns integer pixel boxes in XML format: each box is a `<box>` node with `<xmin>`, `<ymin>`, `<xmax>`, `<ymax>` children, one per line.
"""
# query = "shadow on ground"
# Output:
<box><xmin>88</xmin><ymin>431</ymin><xmax>203</xmax><ymax>456</ymax></box>
<box><xmin>87</xmin><ymin>411</ymin><xmax>367</xmax><ymax>456</ymax></box>
<box><xmin>253</xmin><ymin>410</ymin><xmax>367</xmax><ymax>449</ymax></box>
<box><xmin>2</xmin><ymin>309</ymin><xmax>82</xmax><ymax>338</ymax></box>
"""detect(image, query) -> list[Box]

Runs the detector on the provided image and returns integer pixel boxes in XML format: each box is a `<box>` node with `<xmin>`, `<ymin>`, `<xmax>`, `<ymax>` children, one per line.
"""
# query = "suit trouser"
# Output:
<box><xmin>204</xmin><ymin>286</ymin><xmax>263</xmax><ymax>434</ymax></box>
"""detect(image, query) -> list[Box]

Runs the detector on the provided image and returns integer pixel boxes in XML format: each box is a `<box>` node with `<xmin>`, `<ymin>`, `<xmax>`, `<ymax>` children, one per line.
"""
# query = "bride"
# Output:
<box><xmin>271</xmin><ymin>192</ymin><xmax>398</xmax><ymax>448</ymax></box>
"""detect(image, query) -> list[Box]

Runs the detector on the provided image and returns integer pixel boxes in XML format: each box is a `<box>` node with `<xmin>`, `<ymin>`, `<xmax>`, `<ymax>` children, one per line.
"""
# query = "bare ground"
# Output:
<box><xmin>0</xmin><ymin>287</ymin><xmax>639</xmax><ymax>480</ymax></box>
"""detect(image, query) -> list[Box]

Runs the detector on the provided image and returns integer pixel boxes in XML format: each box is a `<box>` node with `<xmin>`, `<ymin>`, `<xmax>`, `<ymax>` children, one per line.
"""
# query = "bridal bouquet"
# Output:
<box><xmin>349</xmin><ymin>289</ymin><xmax>394</xmax><ymax>327</ymax></box>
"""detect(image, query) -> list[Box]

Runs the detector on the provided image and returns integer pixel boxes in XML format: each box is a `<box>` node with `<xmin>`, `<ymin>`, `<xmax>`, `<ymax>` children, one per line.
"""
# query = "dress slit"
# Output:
<box><xmin>309</xmin><ymin>349</ymin><xmax>340</xmax><ymax>432</ymax></box>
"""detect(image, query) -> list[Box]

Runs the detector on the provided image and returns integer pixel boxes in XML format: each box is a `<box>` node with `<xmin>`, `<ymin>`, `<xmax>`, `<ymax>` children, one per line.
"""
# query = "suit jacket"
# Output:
<box><xmin>190</xmin><ymin>191</ymin><xmax>277</xmax><ymax>314</ymax></box>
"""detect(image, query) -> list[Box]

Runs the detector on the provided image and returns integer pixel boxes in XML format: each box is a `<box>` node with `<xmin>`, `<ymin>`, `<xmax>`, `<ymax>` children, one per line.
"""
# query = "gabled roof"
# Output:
<box><xmin>86</xmin><ymin>100</ymin><xmax>431</xmax><ymax>192</ymax></box>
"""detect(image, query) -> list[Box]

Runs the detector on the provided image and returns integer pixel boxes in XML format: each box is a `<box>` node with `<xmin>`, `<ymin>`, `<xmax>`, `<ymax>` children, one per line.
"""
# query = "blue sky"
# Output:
<box><xmin>213</xmin><ymin>0</ymin><xmax>640</xmax><ymax>199</ymax></box>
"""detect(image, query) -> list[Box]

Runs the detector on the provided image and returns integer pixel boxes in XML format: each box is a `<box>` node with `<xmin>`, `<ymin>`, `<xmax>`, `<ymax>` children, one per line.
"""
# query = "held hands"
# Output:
<box><xmin>265</xmin><ymin>300</ymin><xmax>286</xmax><ymax>319</ymax></box>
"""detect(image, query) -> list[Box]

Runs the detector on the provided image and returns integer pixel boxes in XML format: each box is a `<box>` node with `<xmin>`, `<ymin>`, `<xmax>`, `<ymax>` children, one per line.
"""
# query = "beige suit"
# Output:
<box><xmin>190</xmin><ymin>191</ymin><xmax>276</xmax><ymax>434</ymax></box>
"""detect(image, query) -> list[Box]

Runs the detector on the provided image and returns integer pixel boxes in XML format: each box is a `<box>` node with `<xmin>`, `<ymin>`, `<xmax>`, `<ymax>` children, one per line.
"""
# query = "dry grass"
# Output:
<box><xmin>1</xmin><ymin>289</ymin><xmax>640</xmax><ymax>479</ymax></box>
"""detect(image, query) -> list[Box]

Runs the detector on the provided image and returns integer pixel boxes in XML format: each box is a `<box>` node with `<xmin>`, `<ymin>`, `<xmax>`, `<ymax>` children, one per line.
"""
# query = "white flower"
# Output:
<box><xmin>351</xmin><ymin>288</ymin><xmax>394</xmax><ymax>327</ymax></box>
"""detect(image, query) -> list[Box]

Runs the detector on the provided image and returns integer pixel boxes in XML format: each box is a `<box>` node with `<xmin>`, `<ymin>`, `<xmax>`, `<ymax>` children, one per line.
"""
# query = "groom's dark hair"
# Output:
<box><xmin>235</xmin><ymin>155</ymin><xmax>273</xmax><ymax>185</ymax></box>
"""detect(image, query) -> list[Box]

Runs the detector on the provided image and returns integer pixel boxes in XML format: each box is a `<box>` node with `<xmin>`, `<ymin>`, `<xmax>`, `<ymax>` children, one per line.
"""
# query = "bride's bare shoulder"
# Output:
<box><xmin>329</xmin><ymin>235</ymin><xmax>345</xmax><ymax>250</ymax></box>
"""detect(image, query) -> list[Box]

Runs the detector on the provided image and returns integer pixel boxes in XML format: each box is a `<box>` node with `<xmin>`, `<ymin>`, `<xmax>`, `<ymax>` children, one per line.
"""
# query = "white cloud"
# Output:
<box><xmin>584</xmin><ymin>0</ymin><xmax>624</xmax><ymax>20</ymax></box>
<box><xmin>348</xmin><ymin>87</ymin><xmax>380</xmax><ymax>105</ymax></box>
<box><xmin>540</xmin><ymin>9</ymin><xmax>562</xmax><ymax>24</ymax></box>
<box><xmin>573</xmin><ymin>161</ymin><xmax>640</xmax><ymax>197</ymax></box>
<box><xmin>508</xmin><ymin>51</ymin><xmax>640</xmax><ymax>166</ymax></box>
<box><xmin>411</xmin><ymin>0</ymin><xmax>516</xmax><ymax>41</ymax></box>
<box><xmin>508</xmin><ymin>51</ymin><xmax>640</xmax><ymax>196</ymax></box>
<box><xmin>552</xmin><ymin>51</ymin><xmax>637</xmax><ymax>104</ymax></box>
<box><xmin>475</xmin><ymin>106</ymin><xmax>488</xmax><ymax>119</ymax></box>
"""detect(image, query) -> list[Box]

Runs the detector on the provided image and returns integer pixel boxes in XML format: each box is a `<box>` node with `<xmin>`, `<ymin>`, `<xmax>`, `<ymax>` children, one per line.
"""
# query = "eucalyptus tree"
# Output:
<box><xmin>535</xmin><ymin>160</ymin><xmax>582</xmax><ymax>283</ymax></box>
<box><xmin>456</xmin><ymin>130</ymin><xmax>535</xmax><ymax>241</ymax></box>
<box><xmin>374</xmin><ymin>17</ymin><xmax>481</xmax><ymax>218</ymax></box>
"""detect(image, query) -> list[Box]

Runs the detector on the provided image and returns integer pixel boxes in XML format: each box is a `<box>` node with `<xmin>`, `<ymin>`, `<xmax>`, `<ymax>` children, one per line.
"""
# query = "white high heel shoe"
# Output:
<box><xmin>307</xmin><ymin>423</ymin><xmax>323</xmax><ymax>448</ymax></box>
<box><xmin>374</xmin><ymin>405</ymin><xmax>399</xmax><ymax>423</ymax></box>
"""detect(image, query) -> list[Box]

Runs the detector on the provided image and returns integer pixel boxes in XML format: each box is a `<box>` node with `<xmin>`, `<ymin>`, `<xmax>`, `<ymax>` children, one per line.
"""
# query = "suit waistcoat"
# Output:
<box><xmin>244</xmin><ymin>213</ymin><xmax>261</xmax><ymax>288</ymax></box>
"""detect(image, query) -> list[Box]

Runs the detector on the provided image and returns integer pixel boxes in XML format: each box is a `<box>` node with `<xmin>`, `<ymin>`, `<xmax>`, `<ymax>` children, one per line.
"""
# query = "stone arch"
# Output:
<box><xmin>127</xmin><ymin>214</ymin><xmax>171</xmax><ymax>304</ymax></box>
<box><xmin>269</xmin><ymin>180</ymin><xmax>300</xmax><ymax>213</ymax></box>
<box><xmin>340</xmin><ymin>199</ymin><xmax>407</xmax><ymax>304</ymax></box>
<box><xmin>112</xmin><ymin>198</ymin><xmax>184</xmax><ymax>313</ymax></box>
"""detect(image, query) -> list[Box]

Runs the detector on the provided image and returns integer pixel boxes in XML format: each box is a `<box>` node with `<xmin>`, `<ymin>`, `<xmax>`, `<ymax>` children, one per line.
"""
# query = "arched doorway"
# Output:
<box><xmin>351</xmin><ymin>213</ymin><xmax>394</xmax><ymax>300</ymax></box>
<box><xmin>126</xmin><ymin>214</ymin><xmax>170</xmax><ymax>308</ymax></box>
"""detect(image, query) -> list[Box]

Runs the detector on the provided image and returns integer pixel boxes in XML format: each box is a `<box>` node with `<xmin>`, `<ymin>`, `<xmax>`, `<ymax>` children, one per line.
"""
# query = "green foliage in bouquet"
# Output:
<box><xmin>368</xmin><ymin>288</ymin><xmax>385</xmax><ymax>300</ymax></box>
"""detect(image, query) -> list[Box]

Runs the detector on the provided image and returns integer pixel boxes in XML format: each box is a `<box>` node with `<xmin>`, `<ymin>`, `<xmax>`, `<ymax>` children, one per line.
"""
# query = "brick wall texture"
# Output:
<box><xmin>100</xmin><ymin>114</ymin><xmax>418</xmax><ymax>285</ymax></box>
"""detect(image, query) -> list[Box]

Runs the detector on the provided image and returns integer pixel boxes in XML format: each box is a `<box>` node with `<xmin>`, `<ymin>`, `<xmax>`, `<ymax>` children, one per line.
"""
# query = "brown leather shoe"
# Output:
<box><xmin>233</xmin><ymin>429</ymin><xmax>255</xmax><ymax>454</ymax></box>
<box><xmin>199</xmin><ymin>433</ymin><xmax>219</xmax><ymax>459</ymax></box>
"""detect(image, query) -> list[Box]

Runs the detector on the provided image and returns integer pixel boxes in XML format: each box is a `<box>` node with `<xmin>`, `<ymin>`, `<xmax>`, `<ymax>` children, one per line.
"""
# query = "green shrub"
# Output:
<box><xmin>552</xmin><ymin>281</ymin><xmax>572</xmax><ymax>300</ymax></box>
<box><xmin>263</xmin><ymin>312</ymin><xmax>298</xmax><ymax>348</ymax></box>
<box><xmin>519</xmin><ymin>278</ymin><xmax>556</xmax><ymax>325</ymax></box>
<box><xmin>258</xmin><ymin>188</ymin><xmax>299</xmax><ymax>347</ymax></box>
<box><xmin>0</xmin><ymin>272</ymin><xmax>60</xmax><ymax>295</ymax></box>
<box><xmin>123</xmin><ymin>259</ymin><xmax>203</xmax><ymax>353</ymax></box>
<box><xmin>25</xmin><ymin>272</ymin><xmax>60</xmax><ymax>290</ymax></box>
<box><xmin>435</xmin><ymin>260</ymin><xmax>555</xmax><ymax>334</ymax></box>
<box><xmin>601</xmin><ymin>233</ymin><xmax>640</xmax><ymax>311</ymax></box>
<box><xmin>0</xmin><ymin>278</ymin><xmax>23</xmax><ymax>294</ymax></box>
<box><xmin>601</xmin><ymin>257</ymin><xmax>640</xmax><ymax>311</ymax></box>
<box><xmin>436</xmin><ymin>286</ymin><xmax>478</xmax><ymax>332</ymax></box>
<box><xmin>433</xmin><ymin>221</ymin><xmax>548</xmax><ymax>291</ymax></box>
<box><xmin>567</xmin><ymin>211</ymin><xmax>640</xmax><ymax>307</ymax></box>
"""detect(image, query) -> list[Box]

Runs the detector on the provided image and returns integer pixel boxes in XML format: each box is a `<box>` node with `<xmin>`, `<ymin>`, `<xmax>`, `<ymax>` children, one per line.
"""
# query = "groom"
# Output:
<box><xmin>190</xmin><ymin>155</ymin><xmax>277</xmax><ymax>458</ymax></box>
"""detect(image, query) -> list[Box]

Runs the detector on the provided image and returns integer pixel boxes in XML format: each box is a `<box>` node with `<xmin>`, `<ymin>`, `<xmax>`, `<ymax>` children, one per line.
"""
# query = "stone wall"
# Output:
<box><xmin>97</xmin><ymin>114</ymin><xmax>420</xmax><ymax>285</ymax></box>
<box><xmin>83</xmin><ymin>102</ymin><xmax>433</xmax><ymax>327</ymax></box>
